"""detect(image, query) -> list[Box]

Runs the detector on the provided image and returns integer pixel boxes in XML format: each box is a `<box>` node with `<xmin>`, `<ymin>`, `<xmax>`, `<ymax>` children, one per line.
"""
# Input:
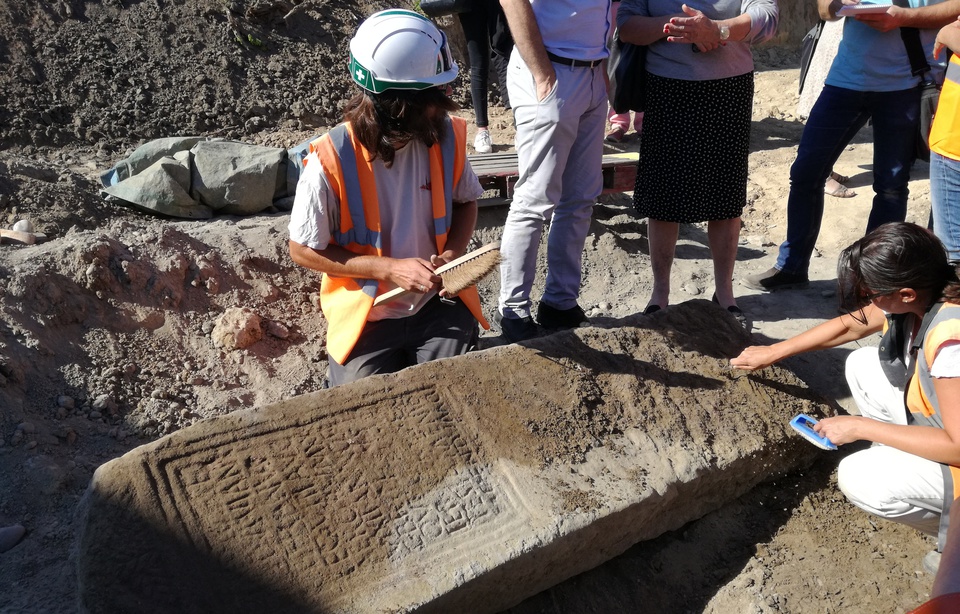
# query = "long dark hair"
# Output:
<box><xmin>838</xmin><ymin>222</ymin><xmax>960</xmax><ymax>320</ymax></box>
<box><xmin>342</xmin><ymin>87</ymin><xmax>458</xmax><ymax>167</ymax></box>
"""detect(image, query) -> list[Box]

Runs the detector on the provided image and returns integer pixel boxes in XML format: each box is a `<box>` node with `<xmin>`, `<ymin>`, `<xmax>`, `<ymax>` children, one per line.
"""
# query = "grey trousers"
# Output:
<box><xmin>498</xmin><ymin>48</ymin><xmax>607</xmax><ymax>319</ymax></box>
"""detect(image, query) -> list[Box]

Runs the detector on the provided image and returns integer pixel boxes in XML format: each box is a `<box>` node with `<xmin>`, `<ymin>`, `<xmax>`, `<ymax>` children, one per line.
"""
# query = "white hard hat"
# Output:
<box><xmin>349</xmin><ymin>9</ymin><xmax>458</xmax><ymax>94</ymax></box>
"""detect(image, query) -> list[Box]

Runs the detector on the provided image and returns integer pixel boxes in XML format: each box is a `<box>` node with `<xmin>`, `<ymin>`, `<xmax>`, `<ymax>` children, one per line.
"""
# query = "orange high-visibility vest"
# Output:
<box><xmin>879</xmin><ymin>303</ymin><xmax>960</xmax><ymax>552</ymax></box>
<box><xmin>311</xmin><ymin>115</ymin><xmax>489</xmax><ymax>364</ymax></box>
<box><xmin>910</xmin><ymin>593</ymin><xmax>960</xmax><ymax>614</ymax></box>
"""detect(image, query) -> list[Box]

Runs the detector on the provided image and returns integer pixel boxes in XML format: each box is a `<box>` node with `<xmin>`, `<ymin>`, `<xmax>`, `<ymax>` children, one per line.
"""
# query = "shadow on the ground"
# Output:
<box><xmin>500</xmin><ymin>444</ymin><xmax>859</xmax><ymax>614</ymax></box>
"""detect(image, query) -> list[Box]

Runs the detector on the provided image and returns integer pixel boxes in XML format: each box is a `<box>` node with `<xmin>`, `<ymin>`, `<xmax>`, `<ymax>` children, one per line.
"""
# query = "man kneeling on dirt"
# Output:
<box><xmin>288</xmin><ymin>9</ymin><xmax>489</xmax><ymax>386</ymax></box>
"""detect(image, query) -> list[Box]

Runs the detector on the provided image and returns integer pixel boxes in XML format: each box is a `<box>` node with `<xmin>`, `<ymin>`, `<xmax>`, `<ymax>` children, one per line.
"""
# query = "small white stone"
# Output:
<box><xmin>12</xmin><ymin>219</ymin><xmax>34</xmax><ymax>233</ymax></box>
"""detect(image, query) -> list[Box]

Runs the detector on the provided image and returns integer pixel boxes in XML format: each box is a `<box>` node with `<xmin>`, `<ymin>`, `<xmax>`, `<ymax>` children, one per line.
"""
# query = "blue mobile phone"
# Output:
<box><xmin>789</xmin><ymin>414</ymin><xmax>837</xmax><ymax>451</ymax></box>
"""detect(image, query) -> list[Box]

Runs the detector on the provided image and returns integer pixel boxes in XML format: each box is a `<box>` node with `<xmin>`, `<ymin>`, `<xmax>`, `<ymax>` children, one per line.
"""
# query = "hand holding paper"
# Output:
<box><xmin>837</xmin><ymin>1</ymin><xmax>892</xmax><ymax>16</ymax></box>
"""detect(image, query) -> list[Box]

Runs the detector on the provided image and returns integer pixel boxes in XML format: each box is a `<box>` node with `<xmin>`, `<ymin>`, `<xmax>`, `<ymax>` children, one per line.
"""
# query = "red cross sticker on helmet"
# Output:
<box><xmin>349</xmin><ymin>9</ymin><xmax>459</xmax><ymax>94</ymax></box>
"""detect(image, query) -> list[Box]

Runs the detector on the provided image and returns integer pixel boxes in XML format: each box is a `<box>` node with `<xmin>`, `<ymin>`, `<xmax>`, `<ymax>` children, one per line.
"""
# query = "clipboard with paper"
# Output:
<box><xmin>837</xmin><ymin>2</ymin><xmax>892</xmax><ymax>15</ymax></box>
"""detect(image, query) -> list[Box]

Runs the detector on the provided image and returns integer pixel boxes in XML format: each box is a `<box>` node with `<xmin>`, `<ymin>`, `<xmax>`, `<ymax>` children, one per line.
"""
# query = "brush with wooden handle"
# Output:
<box><xmin>373</xmin><ymin>242</ymin><xmax>501</xmax><ymax>307</ymax></box>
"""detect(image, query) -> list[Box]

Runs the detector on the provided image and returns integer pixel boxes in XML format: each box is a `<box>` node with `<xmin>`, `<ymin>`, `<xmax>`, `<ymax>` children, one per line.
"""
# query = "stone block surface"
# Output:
<box><xmin>75</xmin><ymin>301</ymin><xmax>834</xmax><ymax>613</ymax></box>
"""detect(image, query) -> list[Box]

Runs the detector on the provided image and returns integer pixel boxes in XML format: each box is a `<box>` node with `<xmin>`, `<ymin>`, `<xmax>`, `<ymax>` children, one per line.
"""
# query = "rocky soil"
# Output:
<box><xmin>0</xmin><ymin>1</ymin><xmax>940</xmax><ymax>613</ymax></box>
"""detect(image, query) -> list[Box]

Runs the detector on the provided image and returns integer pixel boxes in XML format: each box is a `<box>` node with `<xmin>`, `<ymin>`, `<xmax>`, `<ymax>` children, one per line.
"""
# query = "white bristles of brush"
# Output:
<box><xmin>373</xmin><ymin>242</ymin><xmax>501</xmax><ymax>307</ymax></box>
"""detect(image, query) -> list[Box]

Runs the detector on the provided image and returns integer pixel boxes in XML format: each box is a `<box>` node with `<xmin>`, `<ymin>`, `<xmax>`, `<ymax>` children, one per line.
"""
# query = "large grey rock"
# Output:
<box><xmin>75</xmin><ymin>301</ymin><xmax>834</xmax><ymax>613</ymax></box>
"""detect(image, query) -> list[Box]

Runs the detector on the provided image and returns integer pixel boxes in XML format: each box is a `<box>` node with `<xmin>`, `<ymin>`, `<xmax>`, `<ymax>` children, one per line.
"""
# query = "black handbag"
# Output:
<box><xmin>917</xmin><ymin>79</ymin><xmax>941</xmax><ymax>161</ymax></box>
<box><xmin>798</xmin><ymin>20</ymin><xmax>825</xmax><ymax>95</ymax></box>
<box><xmin>419</xmin><ymin>0</ymin><xmax>472</xmax><ymax>18</ymax></box>
<box><xmin>895</xmin><ymin>0</ymin><xmax>940</xmax><ymax>162</ymax></box>
<box><xmin>607</xmin><ymin>28</ymin><xmax>647</xmax><ymax>114</ymax></box>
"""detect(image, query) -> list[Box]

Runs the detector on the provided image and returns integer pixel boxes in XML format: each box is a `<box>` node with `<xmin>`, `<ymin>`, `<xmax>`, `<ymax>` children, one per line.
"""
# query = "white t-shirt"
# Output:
<box><xmin>899</xmin><ymin>312</ymin><xmax>960</xmax><ymax>379</ymax></box>
<box><xmin>289</xmin><ymin>137</ymin><xmax>484</xmax><ymax>320</ymax></box>
<box><xmin>931</xmin><ymin>341</ymin><xmax>960</xmax><ymax>378</ymax></box>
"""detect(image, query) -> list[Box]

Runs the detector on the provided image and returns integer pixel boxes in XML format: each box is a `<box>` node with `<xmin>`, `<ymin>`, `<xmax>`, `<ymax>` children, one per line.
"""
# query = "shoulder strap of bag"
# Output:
<box><xmin>799</xmin><ymin>20</ymin><xmax>825</xmax><ymax>95</ymax></box>
<box><xmin>892</xmin><ymin>0</ymin><xmax>932</xmax><ymax>78</ymax></box>
<box><xmin>910</xmin><ymin>301</ymin><xmax>946</xmax><ymax>357</ymax></box>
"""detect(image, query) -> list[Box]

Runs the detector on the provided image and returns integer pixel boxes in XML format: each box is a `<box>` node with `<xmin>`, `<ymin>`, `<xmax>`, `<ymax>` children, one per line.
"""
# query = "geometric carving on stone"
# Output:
<box><xmin>159</xmin><ymin>383</ymin><xmax>524</xmax><ymax>592</ymax></box>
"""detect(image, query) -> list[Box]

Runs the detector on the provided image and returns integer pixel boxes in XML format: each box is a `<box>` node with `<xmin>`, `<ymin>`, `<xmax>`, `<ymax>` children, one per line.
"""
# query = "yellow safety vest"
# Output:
<box><xmin>930</xmin><ymin>54</ymin><xmax>960</xmax><ymax>161</ymax></box>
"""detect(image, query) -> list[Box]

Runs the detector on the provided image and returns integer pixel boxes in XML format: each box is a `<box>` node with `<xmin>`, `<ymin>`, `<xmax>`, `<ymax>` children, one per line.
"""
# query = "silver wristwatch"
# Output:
<box><xmin>719</xmin><ymin>24</ymin><xmax>730</xmax><ymax>41</ymax></box>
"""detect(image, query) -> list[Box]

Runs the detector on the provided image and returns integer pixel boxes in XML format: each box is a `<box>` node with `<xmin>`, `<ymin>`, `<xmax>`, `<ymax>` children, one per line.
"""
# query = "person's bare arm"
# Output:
<box><xmin>432</xmin><ymin>199</ymin><xmax>478</xmax><ymax>267</ymax></box>
<box><xmin>430</xmin><ymin>199</ymin><xmax>479</xmax><ymax>296</ymax></box>
<box><xmin>500</xmin><ymin>0</ymin><xmax>555</xmax><ymax>100</ymax></box>
<box><xmin>619</xmin><ymin>12</ymin><xmax>677</xmax><ymax>46</ymax></box>
<box><xmin>935</xmin><ymin>15</ymin><xmax>960</xmax><ymax>57</ymax></box>
<box><xmin>289</xmin><ymin>241</ymin><xmax>439</xmax><ymax>294</ymax></box>
<box><xmin>855</xmin><ymin>0</ymin><xmax>960</xmax><ymax>33</ymax></box>
<box><xmin>730</xmin><ymin>305</ymin><xmax>885</xmax><ymax>371</ymax></box>
<box><xmin>816</xmin><ymin>377</ymin><xmax>960</xmax><ymax>465</ymax></box>
<box><xmin>933</xmin><ymin>499</ymin><xmax>960</xmax><ymax>598</ymax></box>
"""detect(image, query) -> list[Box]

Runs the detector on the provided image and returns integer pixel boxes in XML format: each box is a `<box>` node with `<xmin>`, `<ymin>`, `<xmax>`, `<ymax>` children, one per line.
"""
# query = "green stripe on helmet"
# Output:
<box><xmin>376</xmin><ymin>8</ymin><xmax>431</xmax><ymax>23</ymax></box>
<box><xmin>349</xmin><ymin>53</ymin><xmax>439</xmax><ymax>94</ymax></box>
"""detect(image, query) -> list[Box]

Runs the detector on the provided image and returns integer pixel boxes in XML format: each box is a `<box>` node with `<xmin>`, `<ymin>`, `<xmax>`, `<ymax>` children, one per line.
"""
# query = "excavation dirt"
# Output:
<box><xmin>0</xmin><ymin>1</ymin><xmax>939</xmax><ymax>613</ymax></box>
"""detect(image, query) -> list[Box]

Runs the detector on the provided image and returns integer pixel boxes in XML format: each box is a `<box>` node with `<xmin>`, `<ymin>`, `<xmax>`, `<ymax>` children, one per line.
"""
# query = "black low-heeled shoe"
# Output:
<box><xmin>642</xmin><ymin>304</ymin><xmax>662</xmax><ymax>316</ymax></box>
<box><xmin>712</xmin><ymin>294</ymin><xmax>749</xmax><ymax>330</ymax></box>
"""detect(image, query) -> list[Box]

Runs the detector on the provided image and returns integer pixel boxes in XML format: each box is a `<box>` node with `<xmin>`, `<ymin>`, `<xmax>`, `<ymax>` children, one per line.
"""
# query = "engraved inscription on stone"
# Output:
<box><xmin>390</xmin><ymin>465</ymin><xmax>500</xmax><ymax>559</ymax></box>
<box><xmin>151</xmin><ymin>385</ymin><xmax>511</xmax><ymax>586</ymax></box>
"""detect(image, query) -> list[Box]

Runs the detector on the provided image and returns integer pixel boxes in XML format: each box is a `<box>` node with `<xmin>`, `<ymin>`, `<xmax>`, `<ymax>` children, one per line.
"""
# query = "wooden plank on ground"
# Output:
<box><xmin>471</xmin><ymin>151</ymin><xmax>639</xmax><ymax>207</ymax></box>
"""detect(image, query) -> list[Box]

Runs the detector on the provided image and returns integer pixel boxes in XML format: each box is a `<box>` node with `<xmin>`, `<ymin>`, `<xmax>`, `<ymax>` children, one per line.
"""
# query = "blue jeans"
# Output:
<box><xmin>776</xmin><ymin>85</ymin><xmax>919</xmax><ymax>275</ymax></box>
<box><xmin>931</xmin><ymin>151</ymin><xmax>960</xmax><ymax>263</ymax></box>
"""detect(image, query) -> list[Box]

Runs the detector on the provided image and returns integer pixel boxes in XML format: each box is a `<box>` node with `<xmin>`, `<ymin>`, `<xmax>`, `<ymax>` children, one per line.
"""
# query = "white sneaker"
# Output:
<box><xmin>474</xmin><ymin>129</ymin><xmax>493</xmax><ymax>154</ymax></box>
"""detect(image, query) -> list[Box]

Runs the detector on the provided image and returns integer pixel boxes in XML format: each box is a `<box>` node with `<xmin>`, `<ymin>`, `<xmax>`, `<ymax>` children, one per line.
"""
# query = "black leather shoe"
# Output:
<box><xmin>495</xmin><ymin>311</ymin><xmax>538</xmax><ymax>342</ymax></box>
<box><xmin>536</xmin><ymin>302</ymin><xmax>589</xmax><ymax>329</ymax></box>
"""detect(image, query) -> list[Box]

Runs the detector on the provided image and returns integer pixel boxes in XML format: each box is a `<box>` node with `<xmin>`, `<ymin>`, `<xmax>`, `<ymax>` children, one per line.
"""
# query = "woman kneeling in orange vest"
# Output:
<box><xmin>732</xmin><ymin>222</ymin><xmax>960</xmax><ymax>580</ymax></box>
<box><xmin>289</xmin><ymin>9</ymin><xmax>489</xmax><ymax>386</ymax></box>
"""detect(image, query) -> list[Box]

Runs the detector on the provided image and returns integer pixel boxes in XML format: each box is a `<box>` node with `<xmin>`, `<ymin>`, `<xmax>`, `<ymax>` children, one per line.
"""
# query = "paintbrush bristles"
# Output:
<box><xmin>371</xmin><ymin>242</ymin><xmax>501</xmax><ymax>306</ymax></box>
<box><xmin>440</xmin><ymin>248</ymin><xmax>501</xmax><ymax>295</ymax></box>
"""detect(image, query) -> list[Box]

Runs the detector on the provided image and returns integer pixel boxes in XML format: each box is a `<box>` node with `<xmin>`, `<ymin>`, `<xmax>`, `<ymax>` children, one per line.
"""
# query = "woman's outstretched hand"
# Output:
<box><xmin>730</xmin><ymin>345</ymin><xmax>778</xmax><ymax>371</ymax></box>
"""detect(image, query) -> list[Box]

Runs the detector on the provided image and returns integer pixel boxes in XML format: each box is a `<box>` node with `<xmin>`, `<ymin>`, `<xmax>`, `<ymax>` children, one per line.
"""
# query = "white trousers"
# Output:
<box><xmin>837</xmin><ymin>346</ymin><xmax>944</xmax><ymax>537</ymax></box>
<box><xmin>498</xmin><ymin>49</ymin><xmax>608</xmax><ymax>318</ymax></box>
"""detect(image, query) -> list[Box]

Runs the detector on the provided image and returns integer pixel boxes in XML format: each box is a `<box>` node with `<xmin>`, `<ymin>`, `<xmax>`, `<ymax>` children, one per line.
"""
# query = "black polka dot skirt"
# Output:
<box><xmin>634</xmin><ymin>72</ymin><xmax>754</xmax><ymax>223</ymax></box>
